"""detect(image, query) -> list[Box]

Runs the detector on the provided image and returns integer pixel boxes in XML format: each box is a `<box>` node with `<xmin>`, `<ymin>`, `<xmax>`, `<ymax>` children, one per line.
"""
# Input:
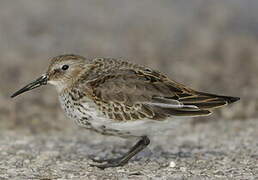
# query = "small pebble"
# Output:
<box><xmin>169</xmin><ymin>161</ymin><xmax>176</xmax><ymax>168</ymax></box>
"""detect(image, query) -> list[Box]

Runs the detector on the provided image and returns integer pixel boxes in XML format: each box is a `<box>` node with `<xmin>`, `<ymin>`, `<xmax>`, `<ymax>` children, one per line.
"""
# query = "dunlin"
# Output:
<box><xmin>11</xmin><ymin>54</ymin><xmax>240</xmax><ymax>169</ymax></box>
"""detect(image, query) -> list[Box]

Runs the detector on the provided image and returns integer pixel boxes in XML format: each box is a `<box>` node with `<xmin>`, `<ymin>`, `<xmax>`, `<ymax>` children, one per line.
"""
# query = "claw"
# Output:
<box><xmin>90</xmin><ymin>158</ymin><xmax>108</xmax><ymax>163</ymax></box>
<box><xmin>89</xmin><ymin>157</ymin><xmax>126</xmax><ymax>169</ymax></box>
<box><xmin>90</xmin><ymin>162</ymin><xmax>122</xmax><ymax>169</ymax></box>
<box><xmin>90</xmin><ymin>156</ymin><xmax>123</xmax><ymax>164</ymax></box>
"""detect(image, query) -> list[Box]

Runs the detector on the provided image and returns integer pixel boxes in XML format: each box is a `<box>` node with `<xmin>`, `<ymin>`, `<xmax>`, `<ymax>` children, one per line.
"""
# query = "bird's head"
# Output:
<box><xmin>11</xmin><ymin>54</ymin><xmax>89</xmax><ymax>98</ymax></box>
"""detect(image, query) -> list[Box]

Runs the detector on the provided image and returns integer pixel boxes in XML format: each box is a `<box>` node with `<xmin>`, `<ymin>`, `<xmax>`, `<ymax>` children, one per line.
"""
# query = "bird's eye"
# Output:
<box><xmin>61</xmin><ymin>65</ymin><xmax>69</xmax><ymax>71</ymax></box>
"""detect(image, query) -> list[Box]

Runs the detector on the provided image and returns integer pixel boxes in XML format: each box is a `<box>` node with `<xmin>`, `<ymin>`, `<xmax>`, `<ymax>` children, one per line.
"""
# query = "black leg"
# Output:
<box><xmin>90</xmin><ymin>136</ymin><xmax>150</xmax><ymax>169</ymax></box>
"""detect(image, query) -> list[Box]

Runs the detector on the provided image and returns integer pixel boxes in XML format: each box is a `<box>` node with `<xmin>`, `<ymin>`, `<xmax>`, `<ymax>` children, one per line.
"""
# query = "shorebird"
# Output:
<box><xmin>11</xmin><ymin>54</ymin><xmax>240</xmax><ymax>169</ymax></box>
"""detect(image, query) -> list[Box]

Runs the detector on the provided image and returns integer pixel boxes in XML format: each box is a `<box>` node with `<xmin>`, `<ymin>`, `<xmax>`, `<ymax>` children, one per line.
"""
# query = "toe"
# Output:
<box><xmin>90</xmin><ymin>158</ymin><xmax>107</xmax><ymax>163</ymax></box>
<box><xmin>90</xmin><ymin>162</ymin><xmax>124</xmax><ymax>169</ymax></box>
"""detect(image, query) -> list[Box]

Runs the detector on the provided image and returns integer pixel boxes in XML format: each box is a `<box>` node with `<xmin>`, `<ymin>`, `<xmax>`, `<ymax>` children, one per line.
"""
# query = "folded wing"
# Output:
<box><xmin>86</xmin><ymin>62</ymin><xmax>239</xmax><ymax>121</ymax></box>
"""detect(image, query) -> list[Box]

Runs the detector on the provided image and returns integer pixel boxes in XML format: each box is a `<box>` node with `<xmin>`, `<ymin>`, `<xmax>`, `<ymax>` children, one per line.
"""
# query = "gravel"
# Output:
<box><xmin>1</xmin><ymin>118</ymin><xmax>257</xmax><ymax>179</ymax></box>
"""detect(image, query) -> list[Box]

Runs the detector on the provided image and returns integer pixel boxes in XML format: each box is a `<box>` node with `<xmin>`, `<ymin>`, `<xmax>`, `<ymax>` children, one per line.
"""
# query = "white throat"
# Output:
<box><xmin>48</xmin><ymin>80</ymin><xmax>68</xmax><ymax>92</ymax></box>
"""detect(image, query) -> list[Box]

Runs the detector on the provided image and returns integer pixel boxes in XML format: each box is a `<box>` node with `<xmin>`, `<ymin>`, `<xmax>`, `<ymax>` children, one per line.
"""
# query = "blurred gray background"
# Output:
<box><xmin>1</xmin><ymin>0</ymin><xmax>257</xmax><ymax>133</ymax></box>
<box><xmin>0</xmin><ymin>1</ymin><xmax>258</xmax><ymax>179</ymax></box>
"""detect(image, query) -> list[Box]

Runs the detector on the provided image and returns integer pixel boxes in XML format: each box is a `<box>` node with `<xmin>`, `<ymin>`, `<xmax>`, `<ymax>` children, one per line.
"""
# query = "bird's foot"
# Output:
<box><xmin>90</xmin><ymin>156</ymin><xmax>123</xmax><ymax>163</ymax></box>
<box><xmin>90</xmin><ymin>157</ymin><xmax>126</xmax><ymax>169</ymax></box>
<box><xmin>90</xmin><ymin>161</ymin><xmax>125</xmax><ymax>169</ymax></box>
<box><xmin>89</xmin><ymin>136</ymin><xmax>150</xmax><ymax>169</ymax></box>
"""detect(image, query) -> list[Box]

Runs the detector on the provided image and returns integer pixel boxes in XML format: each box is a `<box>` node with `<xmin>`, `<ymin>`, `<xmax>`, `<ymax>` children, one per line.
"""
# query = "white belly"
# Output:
<box><xmin>106</xmin><ymin>118</ymin><xmax>183</xmax><ymax>137</ymax></box>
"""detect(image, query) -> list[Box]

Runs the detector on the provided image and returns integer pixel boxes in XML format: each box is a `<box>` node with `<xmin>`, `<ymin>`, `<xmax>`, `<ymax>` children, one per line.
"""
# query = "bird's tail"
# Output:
<box><xmin>148</xmin><ymin>92</ymin><xmax>240</xmax><ymax>118</ymax></box>
<box><xmin>179</xmin><ymin>91</ymin><xmax>240</xmax><ymax>110</ymax></box>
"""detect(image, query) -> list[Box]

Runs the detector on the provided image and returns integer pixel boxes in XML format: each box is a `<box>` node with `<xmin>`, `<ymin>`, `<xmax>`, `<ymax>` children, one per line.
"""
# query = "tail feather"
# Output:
<box><xmin>153</xmin><ymin>106</ymin><xmax>212</xmax><ymax>117</ymax></box>
<box><xmin>183</xmin><ymin>100</ymin><xmax>227</xmax><ymax>109</ymax></box>
<box><xmin>180</xmin><ymin>91</ymin><xmax>240</xmax><ymax>110</ymax></box>
<box><xmin>148</xmin><ymin>91</ymin><xmax>239</xmax><ymax>119</ymax></box>
<box><xmin>196</xmin><ymin>92</ymin><xmax>240</xmax><ymax>104</ymax></box>
<box><xmin>179</xmin><ymin>96</ymin><xmax>218</xmax><ymax>103</ymax></box>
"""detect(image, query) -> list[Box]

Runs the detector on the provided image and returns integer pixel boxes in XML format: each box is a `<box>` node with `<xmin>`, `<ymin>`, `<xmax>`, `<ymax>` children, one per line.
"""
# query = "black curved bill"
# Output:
<box><xmin>11</xmin><ymin>75</ymin><xmax>48</xmax><ymax>98</ymax></box>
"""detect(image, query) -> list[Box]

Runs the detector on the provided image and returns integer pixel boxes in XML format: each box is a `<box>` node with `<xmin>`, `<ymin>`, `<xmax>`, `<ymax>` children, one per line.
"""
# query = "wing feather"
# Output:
<box><xmin>83</xmin><ymin>60</ymin><xmax>239</xmax><ymax>121</ymax></box>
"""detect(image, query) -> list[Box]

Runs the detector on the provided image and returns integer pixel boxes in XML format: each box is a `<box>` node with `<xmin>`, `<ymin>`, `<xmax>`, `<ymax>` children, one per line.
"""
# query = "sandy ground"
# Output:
<box><xmin>1</xmin><ymin>118</ymin><xmax>257</xmax><ymax>180</ymax></box>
